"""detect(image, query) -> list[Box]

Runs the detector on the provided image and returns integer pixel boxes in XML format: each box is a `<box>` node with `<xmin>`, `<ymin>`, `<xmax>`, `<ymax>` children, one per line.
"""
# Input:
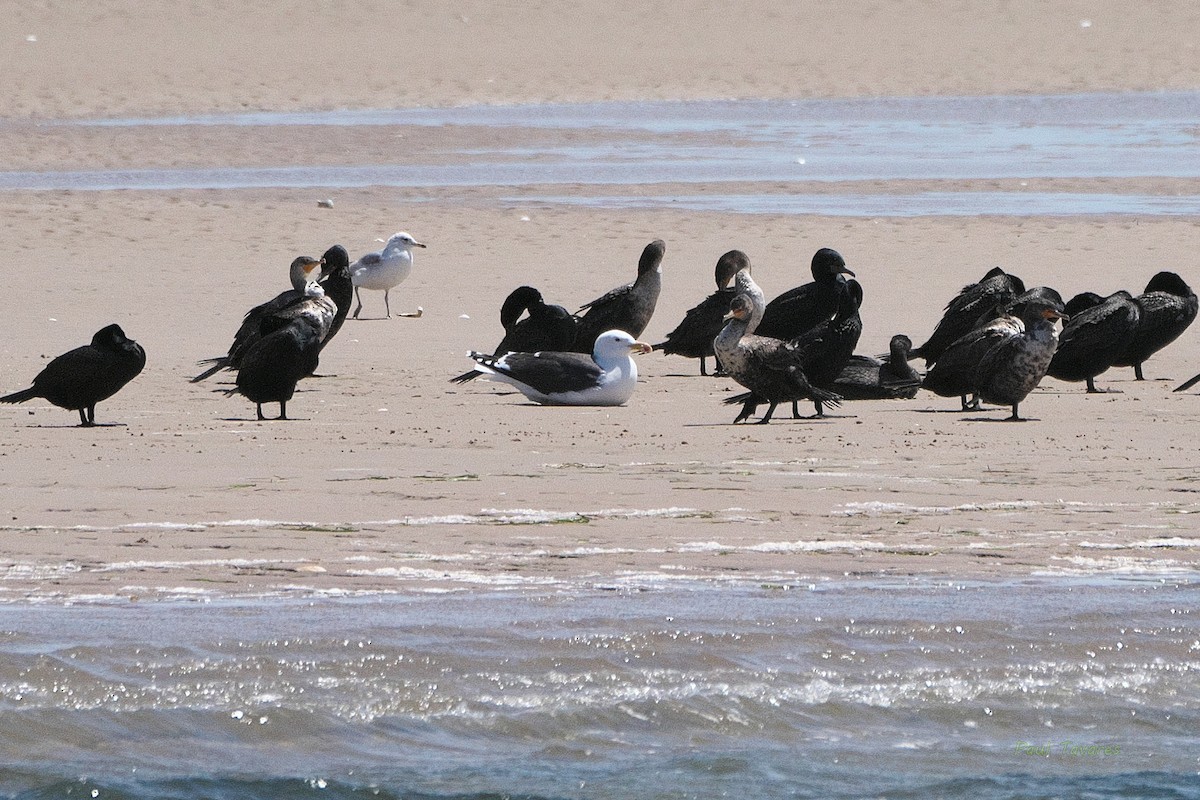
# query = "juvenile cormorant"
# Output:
<box><xmin>652</xmin><ymin>249</ymin><xmax>747</xmax><ymax>375</ymax></box>
<box><xmin>834</xmin><ymin>334</ymin><xmax>922</xmax><ymax>400</ymax></box>
<box><xmin>573</xmin><ymin>239</ymin><xmax>665</xmax><ymax>353</ymax></box>
<box><xmin>715</xmin><ymin>293</ymin><xmax>843</xmax><ymax>424</ymax></box>
<box><xmin>754</xmin><ymin>247</ymin><xmax>854</xmax><ymax>341</ymax></box>
<box><xmin>1112</xmin><ymin>271</ymin><xmax>1198</xmax><ymax>380</ymax></box>
<box><xmin>911</xmin><ymin>267</ymin><xmax>1026</xmax><ymax>367</ymax></box>
<box><xmin>351</xmin><ymin>232</ymin><xmax>426</xmax><ymax>319</ymax></box>
<box><xmin>921</xmin><ymin>287</ymin><xmax>1060</xmax><ymax>410</ymax></box>
<box><xmin>975</xmin><ymin>295</ymin><xmax>1067</xmax><ymax>420</ymax></box>
<box><xmin>722</xmin><ymin>277</ymin><xmax>862</xmax><ymax>421</ymax></box>
<box><xmin>1047</xmin><ymin>291</ymin><xmax>1139</xmax><ymax>392</ymax></box>
<box><xmin>224</xmin><ymin>282</ymin><xmax>335</xmax><ymax>420</ymax></box>
<box><xmin>462</xmin><ymin>330</ymin><xmax>651</xmax><ymax>406</ymax></box>
<box><xmin>1</xmin><ymin>324</ymin><xmax>146</xmax><ymax>427</ymax></box>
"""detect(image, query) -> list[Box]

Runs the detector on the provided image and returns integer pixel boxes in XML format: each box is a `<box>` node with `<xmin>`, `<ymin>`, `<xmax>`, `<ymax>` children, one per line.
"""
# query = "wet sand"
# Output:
<box><xmin>2</xmin><ymin>2</ymin><xmax>1199</xmax><ymax>600</ymax></box>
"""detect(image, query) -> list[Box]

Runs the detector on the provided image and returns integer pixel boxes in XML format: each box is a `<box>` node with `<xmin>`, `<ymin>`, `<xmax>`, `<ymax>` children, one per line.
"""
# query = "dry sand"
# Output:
<box><xmin>2</xmin><ymin>2</ymin><xmax>1199</xmax><ymax>600</ymax></box>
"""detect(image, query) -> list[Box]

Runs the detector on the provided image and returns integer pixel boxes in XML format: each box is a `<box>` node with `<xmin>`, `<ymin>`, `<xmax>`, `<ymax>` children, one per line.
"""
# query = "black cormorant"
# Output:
<box><xmin>1047</xmin><ymin>291</ymin><xmax>1139</xmax><ymax>392</ymax></box>
<box><xmin>754</xmin><ymin>247</ymin><xmax>854</xmax><ymax>341</ymax></box>
<box><xmin>911</xmin><ymin>267</ymin><xmax>1026</xmax><ymax>367</ymax></box>
<box><xmin>1113</xmin><ymin>271</ymin><xmax>1197</xmax><ymax>380</ymax></box>
<box><xmin>573</xmin><ymin>239</ymin><xmax>665</xmax><ymax>353</ymax></box>
<box><xmin>1</xmin><ymin>324</ymin><xmax>146</xmax><ymax>427</ymax></box>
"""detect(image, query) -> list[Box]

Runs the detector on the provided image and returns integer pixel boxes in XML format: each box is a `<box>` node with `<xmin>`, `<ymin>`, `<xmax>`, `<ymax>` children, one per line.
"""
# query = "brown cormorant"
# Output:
<box><xmin>450</xmin><ymin>285</ymin><xmax>579</xmax><ymax>384</ymax></box>
<box><xmin>975</xmin><ymin>295</ymin><xmax>1067</xmax><ymax>420</ymax></box>
<box><xmin>651</xmin><ymin>249</ymin><xmax>747</xmax><ymax>375</ymax></box>
<box><xmin>722</xmin><ymin>277</ymin><xmax>862</xmax><ymax>421</ymax></box>
<box><xmin>572</xmin><ymin>239</ymin><xmax>665</xmax><ymax>353</ymax></box>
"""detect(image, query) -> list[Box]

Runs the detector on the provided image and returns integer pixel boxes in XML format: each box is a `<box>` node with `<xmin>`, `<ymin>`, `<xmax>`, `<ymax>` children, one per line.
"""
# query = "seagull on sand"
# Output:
<box><xmin>351</xmin><ymin>231</ymin><xmax>426</xmax><ymax>319</ymax></box>
<box><xmin>460</xmin><ymin>330</ymin><xmax>652</xmax><ymax>406</ymax></box>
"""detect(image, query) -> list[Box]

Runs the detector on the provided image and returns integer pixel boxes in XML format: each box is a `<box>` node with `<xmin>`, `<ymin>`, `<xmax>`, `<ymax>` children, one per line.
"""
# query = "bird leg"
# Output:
<box><xmin>78</xmin><ymin>408</ymin><xmax>93</xmax><ymax>427</ymax></box>
<box><xmin>352</xmin><ymin>287</ymin><xmax>365</xmax><ymax>320</ymax></box>
<box><xmin>256</xmin><ymin>404</ymin><xmax>268</xmax><ymax>421</ymax></box>
<box><xmin>1134</xmin><ymin>364</ymin><xmax>1146</xmax><ymax>381</ymax></box>
<box><xmin>960</xmin><ymin>394</ymin><xmax>980</xmax><ymax>411</ymax></box>
<box><xmin>699</xmin><ymin>356</ymin><xmax>708</xmax><ymax>377</ymax></box>
<box><xmin>733</xmin><ymin>398</ymin><xmax>759</xmax><ymax>424</ymax></box>
<box><xmin>1005</xmin><ymin>404</ymin><xmax>1024</xmax><ymax>422</ymax></box>
<box><xmin>278</xmin><ymin>401</ymin><xmax>289</xmax><ymax>421</ymax></box>
<box><xmin>756</xmin><ymin>402</ymin><xmax>779</xmax><ymax>424</ymax></box>
<box><xmin>384</xmin><ymin>289</ymin><xmax>392</xmax><ymax>319</ymax></box>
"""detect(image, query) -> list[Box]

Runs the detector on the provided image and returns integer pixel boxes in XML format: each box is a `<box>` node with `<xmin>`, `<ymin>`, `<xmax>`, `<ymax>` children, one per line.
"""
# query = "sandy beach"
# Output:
<box><xmin>2</xmin><ymin>1</ymin><xmax>1200</xmax><ymax>601</ymax></box>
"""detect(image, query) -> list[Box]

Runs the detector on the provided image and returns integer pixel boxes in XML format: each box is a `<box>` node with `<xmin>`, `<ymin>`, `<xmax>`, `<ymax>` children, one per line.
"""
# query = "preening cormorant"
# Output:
<box><xmin>449</xmin><ymin>285</ymin><xmax>578</xmax><ymax>385</ymax></box>
<box><xmin>1047</xmin><ymin>291</ymin><xmax>1139</xmax><ymax>393</ymax></box>
<box><xmin>1112</xmin><ymin>271</ymin><xmax>1197</xmax><ymax>380</ymax></box>
<box><xmin>224</xmin><ymin>282</ymin><xmax>335</xmax><ymax>420</ymax></box>
<box><xmin>1</xmin><ymin>324</ymin><xmax>146</xmax><ymax>427</ymax></box>
<box><xmin>911</xmin><ymin>267</ymin><xmax>1026</xmax><ymax>367</ymax></box>
<box><xmin>191</xmin><ymin>255</ymin><xmax>322</xmax><ymax>382</ymax></box>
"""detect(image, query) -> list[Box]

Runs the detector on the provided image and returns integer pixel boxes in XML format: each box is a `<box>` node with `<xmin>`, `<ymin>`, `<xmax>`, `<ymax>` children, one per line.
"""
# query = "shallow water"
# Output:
<box><xmin>1</xmin><ymin>578</ymin><xmax>1197</xmax><ymax>799</ymax></box>
<box><xmin>5</xmin><ymin>92</ymin><xmax>1200</xmax><ymax>216</ymax></box>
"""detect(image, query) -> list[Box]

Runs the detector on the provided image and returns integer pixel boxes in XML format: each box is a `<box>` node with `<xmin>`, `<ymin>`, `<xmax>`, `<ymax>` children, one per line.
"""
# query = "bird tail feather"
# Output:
<box><xmin>1174</xmin><ymin>372</ymin><xmax>1200</xmax><ymax>392</ymax></box>
<box><xmin>0</xmin><ymin>387</ymin><xmax>38</xmax><ymax>404</ymax></box>
<box><xmin>191</xmin><ymin>358</ymin><xmax>229</xmax><ymax>383</ymax></box>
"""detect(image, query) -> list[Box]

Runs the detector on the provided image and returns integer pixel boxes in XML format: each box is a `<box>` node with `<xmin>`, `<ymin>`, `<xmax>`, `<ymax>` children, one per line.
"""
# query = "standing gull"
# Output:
<box><xmin>2</xmin><ymin>324</ymin><xmax>146</xmax><ymax>427</ymax></box>
<box><xmin>461</xmin><ymin>330</ymin><xmax>651</xmax><ymax>406</ymax></box>
<box><xmin>652</xmin><ymin>249</ymin><xmax>747</xmax><ymax>375</ymax></box>
<box><xmin>573</xmin><ymin>239</ymin><xmax>665</xmax><ymax>354</ymax></box>
<box><xmin>351</xmin><ymin>231</ymin><xmax>426</xmax><ymax>319</ymax></box>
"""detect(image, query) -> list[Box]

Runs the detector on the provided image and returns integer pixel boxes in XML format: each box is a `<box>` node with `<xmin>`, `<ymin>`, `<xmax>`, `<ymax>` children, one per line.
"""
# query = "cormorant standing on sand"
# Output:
<box><xmin>911</xmin><ymin>267</ymin><xmax>1026</xmax><ymax>367</ymax></box>
<box><xmin>573</xmin><ymin>239</ymin><xmax>665</xmax><ymax>354</ymax></box>
<box><xmin>1047</xmin><ymin>291</ymin><xmax>1139</xmax><ymax>393</ymax></box>
<box><xmin>722</xmin><ymin>277</ymin><xmax>863</xmax><ymax>421</ymax></box>
<box><xmin>1113</xmin><ymin>271</ymin><xmax>1197</xmax><ymax>381</ymax></box>
<box><xmin>224</xmin><ymin>282</ymin><xmax>334</xmax><ymax>420</ymax></box>
<box><xmin>191</xmin><ymin>254</ymin><xmax>323</xmax><ymax>382</ymax></box>
<box><xmin>652</xmin><ymin>249</ymin><xmax>747</xmax><ymax>375</ymax></box>
<box><xmin>975</xmin><ymin>294</ymin><xmax>1067</xmax><ymax>421</ymax></box>
<box><xmin>1</xmin><ymin>324</ymin><xmax>146</xmax><ymax>427</ymax></box>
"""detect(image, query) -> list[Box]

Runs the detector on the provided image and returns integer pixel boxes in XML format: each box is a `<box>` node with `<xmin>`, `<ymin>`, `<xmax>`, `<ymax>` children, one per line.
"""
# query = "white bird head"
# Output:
<box><xmin>383</xmin><ymin>231</ymin><xmax>427</xmax><ymax>251</ymax></box>
<box><xmin>593</xmin><ymin>330</ymin><xmax>652</xmax><ymax>362</ymax></box>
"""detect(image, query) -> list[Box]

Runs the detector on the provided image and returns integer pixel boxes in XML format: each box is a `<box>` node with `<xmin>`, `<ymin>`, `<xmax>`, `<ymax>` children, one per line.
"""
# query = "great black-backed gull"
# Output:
<box><xmin>462</xmin><ymin>330</ymin><xmax>651</xmax><ymax>406</ymax></box>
